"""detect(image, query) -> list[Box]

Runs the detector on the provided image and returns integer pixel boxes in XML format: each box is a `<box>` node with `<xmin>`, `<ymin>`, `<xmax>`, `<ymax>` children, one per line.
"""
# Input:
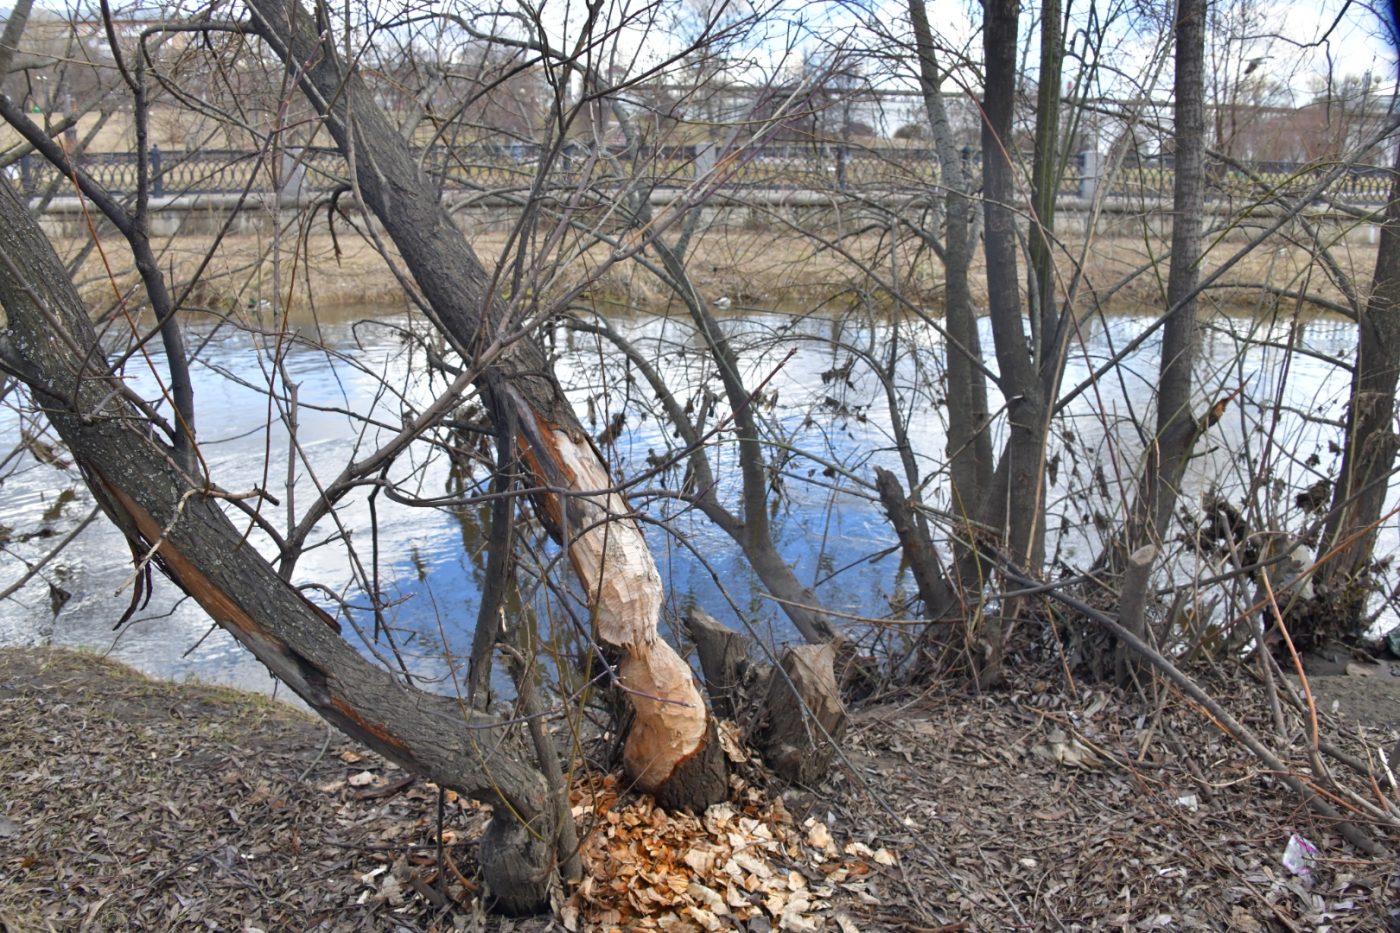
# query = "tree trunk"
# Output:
<box><xmin>978</xmin><ymin>0</ymin><xmax>1061</xmax><ymax>578</ymax></box>
<box><xmin>1135</xmin><ymin>0</ymin><xmax>1207</xmax><ymax>548</ymax></box>
<box><xmin>1028</xmin><ymin>0</ymin><xmax>1064</xmax><ymax>360</ymax></box>
<box><xmin>685</xmin><ymin>609</ymin><xmax>755</xmax><ymax>721</ymax></box>
<box><xmin>972</xmin><ymin>0</ymin><xmax>1042</xmax><ymax>685</ymax></box>
<box><xmin>0</xmin><ymin>175</ymin><xmax>557</xmax><ymax>914</ymax></box>
<box><xmin>242</xmin><ymin>0</ymin><xmax>724</xmax><ymax>811</ymax></box>
<box><xmin>758</xmin><ymin>644</ymin><xmax>846</xmax><ymax>785</ymax></box>
<box><xmin>908</xmin><ymin>0</ymin><xmax>993</xmax><ymax>512</ymax></box>
<box><xmin>1144</xmin><ymin>0</ymin><xmax>1207</xmax><ymax>542</ymax></box>
<box><xmin>1318</xmin><ymin>142</ymin><xmax>1400</xmax><ymax>632</ymax></box>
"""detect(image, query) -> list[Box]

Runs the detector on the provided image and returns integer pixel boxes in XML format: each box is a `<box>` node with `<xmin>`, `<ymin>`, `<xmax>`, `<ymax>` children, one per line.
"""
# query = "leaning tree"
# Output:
<box><xmin>0</xmin><ymin>0</ymin><xmax>756</xmax><ymax>911</ymax></box>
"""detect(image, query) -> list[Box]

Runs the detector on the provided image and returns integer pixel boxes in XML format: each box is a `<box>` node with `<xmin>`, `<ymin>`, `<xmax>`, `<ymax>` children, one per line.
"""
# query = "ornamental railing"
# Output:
<box><xmin>12</xmin><ymin>143</ymin><xmax>1394</xmax><ymax>207</ymax></box>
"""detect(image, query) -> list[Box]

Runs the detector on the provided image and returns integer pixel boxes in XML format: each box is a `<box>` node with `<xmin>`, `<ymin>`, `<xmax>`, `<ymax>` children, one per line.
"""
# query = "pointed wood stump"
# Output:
<box><xmin>758</xmin><ymin>644</ymin><xmax>847</xmax><ymax>785</ymax></box>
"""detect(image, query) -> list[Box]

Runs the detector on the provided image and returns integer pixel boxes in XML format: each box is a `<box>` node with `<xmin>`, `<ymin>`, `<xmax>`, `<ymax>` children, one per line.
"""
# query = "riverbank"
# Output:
<box><xmin>3</xmin><ymin>646</ymin><xmax>1397</xmax><ymax>930</ymax></box>
<box><xmin>53</xmin><ymin>221</ymin><xmax>1379</xmax><ymax>321</ymax></box>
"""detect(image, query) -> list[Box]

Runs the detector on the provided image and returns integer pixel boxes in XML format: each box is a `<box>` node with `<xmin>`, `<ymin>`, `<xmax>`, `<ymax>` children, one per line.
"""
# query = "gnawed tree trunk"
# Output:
<box><xmin>1317</xmin><ymin>142</ymin><xmax>1400</xmax><ymax>632</ymax></box>
<box><xmin>242</xmin><ymin>0</ymin><xmax>724</xmax><ymax>811</ymax></box>
<box><xmin>1114</xmin><ymin>545</ymin><xmax>1157</xmax><ymax>686</ymax></box>
<box><xmin>686</xmin><ymin>607</ymin><xmax>756</xmax><ymax>721</ymax></box>
<box><xmin>0</xmin><ymin>175</ymin><xmax>556</xmax><ymax>914</ymax></box>
<box><xmin>684</xmin><ymin>610</ymin><xmax>846</xmax><ymax>786</ymax></box>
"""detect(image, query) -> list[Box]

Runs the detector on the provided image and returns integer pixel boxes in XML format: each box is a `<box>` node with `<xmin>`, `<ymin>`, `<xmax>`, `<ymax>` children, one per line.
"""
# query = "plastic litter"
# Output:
<box><xmin>1281</xmin><ymin>833</ymin><xmax>1318</xmax><ymax>882</ymax></box>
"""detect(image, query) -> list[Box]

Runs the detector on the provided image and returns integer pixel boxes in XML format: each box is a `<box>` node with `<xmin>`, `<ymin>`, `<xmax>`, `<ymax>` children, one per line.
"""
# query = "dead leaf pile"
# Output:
<box><xmin>563</xmin><ymin>774</ymin><xmax>885</xmax><ymax>931</ymax></box>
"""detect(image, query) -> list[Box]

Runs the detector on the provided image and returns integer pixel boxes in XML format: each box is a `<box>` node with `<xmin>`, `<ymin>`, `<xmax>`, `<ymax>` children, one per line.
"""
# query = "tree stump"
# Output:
<box><xmin>758</xmin><ymin>644</ymin><xmax>847</xmax><ymax>785</ymax></box>
<box><xmin>684</xmin><ymin>609</ymin><xmax>754</xmax><ymax>720</ymax></box>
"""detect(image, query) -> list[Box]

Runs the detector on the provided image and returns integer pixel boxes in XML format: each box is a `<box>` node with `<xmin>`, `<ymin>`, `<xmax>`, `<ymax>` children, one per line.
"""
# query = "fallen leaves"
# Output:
<box><xmin>1030</xmin><ymin>726</ymin><xmax>1106</xmax><ymax>770</ymax></box>
<box><xmin>563</xmin><ymin>775</ymin><xmax>887</xmax><ymax>931</ymax></box>
<box><xmin>7</xmin><ymin>647</ymin><xmax>1399</xmax><ymax>931</ymax></box>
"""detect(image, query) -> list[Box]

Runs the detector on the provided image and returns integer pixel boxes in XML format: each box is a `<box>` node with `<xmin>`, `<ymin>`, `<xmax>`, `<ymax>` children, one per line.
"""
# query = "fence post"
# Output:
<box><xmin>279</xmin><ymin>147</ymin><xmax>307</xmax><ymax>206</ymax></box>
<box><xmin>694</xmin><ymin>142</ymin><xmax>716</xmax><ymax>182</ymax></box>
<box><xmin>150</xmin><ymin>145</ymin><xmax>163</xmax><ymax>198</ymax></box>
<box><xmin>1077</xmin><ymin>150</ymin><xmax>1100</xmax><ymax>201</ymax></box>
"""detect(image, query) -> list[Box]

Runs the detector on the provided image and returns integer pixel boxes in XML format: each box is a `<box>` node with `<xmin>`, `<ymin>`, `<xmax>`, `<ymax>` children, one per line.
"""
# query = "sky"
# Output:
<box><xmin>5</xmin><ymin>0</ymin><xmax>1395</xmax><ymax>103</ymax></box>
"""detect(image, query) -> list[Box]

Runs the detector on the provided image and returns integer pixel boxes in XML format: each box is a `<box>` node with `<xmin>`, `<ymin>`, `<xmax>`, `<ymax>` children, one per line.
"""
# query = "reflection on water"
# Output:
<box><xmin>0</xmin><ymin>304</ymin><xmax>1389</xmax><ymax>701</ymax></box>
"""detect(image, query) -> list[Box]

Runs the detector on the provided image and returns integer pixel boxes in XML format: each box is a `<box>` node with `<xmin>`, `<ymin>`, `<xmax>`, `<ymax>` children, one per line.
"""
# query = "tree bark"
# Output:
<box><xmin>685</xmin><ymin>609</ymin><xmax>754</xmax><ymax>721</ymax></box>
<box><xmin>1028</xmin><ymin>0</ymin><xmax>1064</xmax><ymax>360</ymax></box>
<box><xmin>908</xmin><ymin>0</ymin><xmax>993</xmax><ymax>512</ymax></box>
<box><xmin>1318</xmin><ymin>141</ymin><xmax>1400</xmax><ymax>630</ymax></box>
<box><xmin>973</xmin><ymin>0</ymin><xmax>1042</xmax><ymax>684</ymax></box>
<box><xmin>0</xmin><ymin>0</ymin><xmax>34</xmax><ymax>77</ymax></box>
<box><xmin>0</xmin><ymin>175</ymin><xmax>557</xmax><ymax>913</ymax></box>
<box><xmin>1142</xmin><ymin>0</ymin><xmax>1207</xmax><ymax>543</ymax></box>
<box><xmin>874</xmin><ymin>466</ymin><xmax>956</xmax><ymax>620</ymax></box>
<box><xmin>242</xmin><ymin>0</ymin><xmax>724</xmax><ymax>810</ymax></box>
<box><xmin>758</xmin><ymin>644</ymin><xmax>847</xmax><ymax>785</ymax></box>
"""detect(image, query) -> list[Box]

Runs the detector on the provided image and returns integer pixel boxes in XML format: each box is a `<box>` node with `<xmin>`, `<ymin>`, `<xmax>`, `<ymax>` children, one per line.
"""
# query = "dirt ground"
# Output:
<box><xmin>1294</xmin><ymin>654</ymin><xmax>1400</xmax><ymax>737</ymax></box>
<box><xmin>3</xmin><ymin>646</ymin><xmax>1399</xmax><ymax>931</ymax></box>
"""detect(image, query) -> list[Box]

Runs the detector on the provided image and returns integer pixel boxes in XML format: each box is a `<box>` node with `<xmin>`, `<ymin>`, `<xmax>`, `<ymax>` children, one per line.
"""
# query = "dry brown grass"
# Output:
<box><xmin>48</xmin><ymin>214</ymin><xmax>1378</xmax><ymax>325</ymax></box>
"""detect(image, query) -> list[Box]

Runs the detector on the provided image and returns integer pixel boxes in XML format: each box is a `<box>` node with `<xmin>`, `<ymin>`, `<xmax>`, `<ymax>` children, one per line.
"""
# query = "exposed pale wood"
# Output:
<box><xmin>539</xmin><ymin>426</ymin><xmax>715</xmax><ymax>800</ymax></box>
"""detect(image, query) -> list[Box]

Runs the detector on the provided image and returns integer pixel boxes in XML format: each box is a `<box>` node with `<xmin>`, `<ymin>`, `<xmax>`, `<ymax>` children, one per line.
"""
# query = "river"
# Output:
<box><xmin>0</xmin><ymin>302</ymin><xmax>1386</xmax><ymax>700</ymax></box>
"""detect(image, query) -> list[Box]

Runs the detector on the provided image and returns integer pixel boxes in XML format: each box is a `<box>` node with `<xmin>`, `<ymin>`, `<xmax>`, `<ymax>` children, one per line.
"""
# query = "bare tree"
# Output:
<box><xmin>1317</xmin><ymin>140</ymin><xmax>1400</xmax><ymax>628</ymax></box>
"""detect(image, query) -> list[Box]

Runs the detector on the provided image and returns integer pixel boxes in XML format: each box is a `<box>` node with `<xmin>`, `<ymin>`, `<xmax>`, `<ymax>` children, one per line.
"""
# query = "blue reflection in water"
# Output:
<box><xmin>0</xmin><ymin>306</ymin><xmax>1382</xmax><ymax>703</ymax></box>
